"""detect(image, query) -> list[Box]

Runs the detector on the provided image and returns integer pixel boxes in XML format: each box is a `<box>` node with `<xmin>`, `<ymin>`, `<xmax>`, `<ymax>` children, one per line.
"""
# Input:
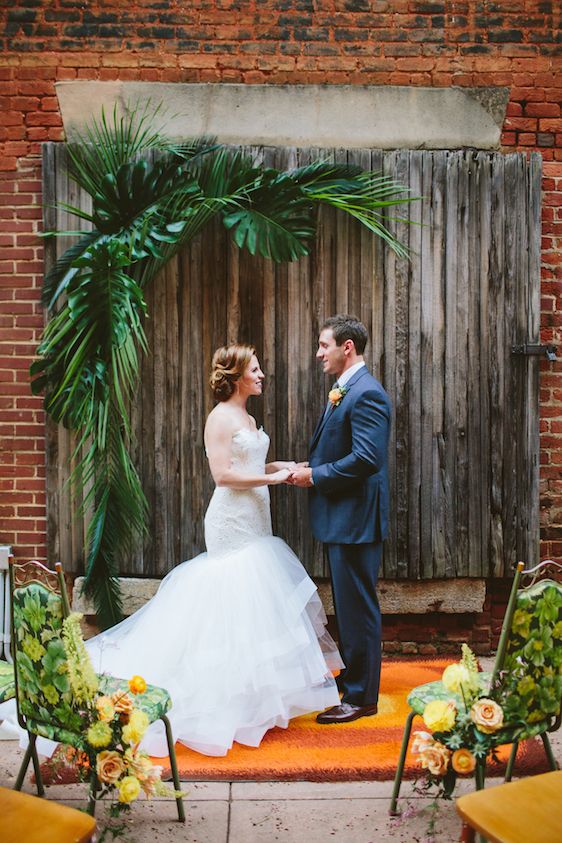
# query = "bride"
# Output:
<box><xmin>86</xmin><ymin>343</ymin><xmax>342</xmax><ymax>757</ymax></box>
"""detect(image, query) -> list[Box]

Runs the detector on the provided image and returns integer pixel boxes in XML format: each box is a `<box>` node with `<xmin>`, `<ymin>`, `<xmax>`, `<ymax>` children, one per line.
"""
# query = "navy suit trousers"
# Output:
<box><xmin>326</xmin><ymin>542</ymin><xmax>382</xmax><ymax>706</ymax></box>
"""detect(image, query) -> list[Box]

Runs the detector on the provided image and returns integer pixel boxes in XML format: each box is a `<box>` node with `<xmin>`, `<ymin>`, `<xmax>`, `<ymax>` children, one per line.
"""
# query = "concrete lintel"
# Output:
<box><xmin>56</xmin><ymin>82</ymin><xmax>508</xmax><ymax>150</ymax></box>
<box><xmin>73</xmin><ymin>575</ymin><xmax>486</xmax><ymax>617</ymax></box>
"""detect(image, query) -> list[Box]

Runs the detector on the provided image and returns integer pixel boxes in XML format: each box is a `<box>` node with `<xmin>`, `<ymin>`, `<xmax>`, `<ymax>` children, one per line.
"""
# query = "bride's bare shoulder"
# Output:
<box><xmin>205</xmin><ymin>405</ymin><xmax>238</xmax><ymax>438</ymax></box>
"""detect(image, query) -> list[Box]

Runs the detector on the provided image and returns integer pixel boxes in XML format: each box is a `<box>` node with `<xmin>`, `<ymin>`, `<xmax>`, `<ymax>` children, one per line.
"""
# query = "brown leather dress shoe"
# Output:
<box><xmin>316</xmin><ymin>702</ymin><xmax>378</xmax><ymax>724</ymax></box>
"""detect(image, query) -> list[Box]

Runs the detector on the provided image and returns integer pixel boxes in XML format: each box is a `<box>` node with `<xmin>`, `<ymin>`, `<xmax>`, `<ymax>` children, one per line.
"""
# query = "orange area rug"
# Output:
<box><xmin>39</xmin><ymin>658</ymin><xmax>550</xmax><ymax>783</ymax></box>
<box><xmin>163</xmin><ymin>658</ymin><xmax>549</xmax><ymax>781</ymax></box>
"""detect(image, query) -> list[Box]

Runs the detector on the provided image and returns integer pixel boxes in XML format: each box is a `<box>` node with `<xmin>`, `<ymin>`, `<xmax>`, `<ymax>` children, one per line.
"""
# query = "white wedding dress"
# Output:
<box><xmin>85</xmin><ymin>427</ymin><xmax>342</xmax><ymax>757</ymax></box>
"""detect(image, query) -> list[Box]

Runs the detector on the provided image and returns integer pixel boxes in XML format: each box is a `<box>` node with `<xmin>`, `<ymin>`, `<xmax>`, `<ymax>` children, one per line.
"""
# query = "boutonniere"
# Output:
<box><xmin>328</xmin><ymin>385</ymin><xmax>348</xmax><ymax>408</ymax></box>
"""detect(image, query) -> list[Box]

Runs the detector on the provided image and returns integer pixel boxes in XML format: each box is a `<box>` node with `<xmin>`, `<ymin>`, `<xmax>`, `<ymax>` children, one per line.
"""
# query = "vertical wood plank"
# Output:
<box><xmin>489</xmin><ymin>154</ymin><xmax>506</xmax><ymax>575</ymax></box>
<box><xmin>443</xmin><ymin>152</ymin><xmax>459</xmax><ymax>577</ymax></box>
<box><xmin>430</xmin><ymin>152</ymin><xmax>447</xmax><ymax>578</ymax></box>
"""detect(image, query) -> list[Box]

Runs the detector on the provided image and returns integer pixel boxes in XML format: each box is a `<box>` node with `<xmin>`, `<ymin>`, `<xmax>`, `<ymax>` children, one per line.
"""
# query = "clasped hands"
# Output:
<box><xmin>281</xmin><ymin>462</ymin><xmax>313</xmax><ymax>488</ymax></box>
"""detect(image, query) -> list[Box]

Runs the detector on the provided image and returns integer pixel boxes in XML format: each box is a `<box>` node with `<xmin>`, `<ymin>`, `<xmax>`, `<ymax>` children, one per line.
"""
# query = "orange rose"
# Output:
<box><xmin>452</xmin><ymin>748</ymin><xmax>476</xmax><ymax>775</ymax></box>
<box><xmin>111</xmin><ymin>690</ymin><xmax>135</xmax><ymax>719</ymax></box>
<box><xmin>96</xmin><ymin>750</ymin><xmax>125</xmax><ymax>785</ymax></box>
<box><xmin>128</xmin><ymin>675</ymin><xmax>147</xmax><ymax>695</ymax></box>
<box><xmin>470</xmin><ymin>698</ymin><xmax>504</xmax><ymax>734</ymax></box>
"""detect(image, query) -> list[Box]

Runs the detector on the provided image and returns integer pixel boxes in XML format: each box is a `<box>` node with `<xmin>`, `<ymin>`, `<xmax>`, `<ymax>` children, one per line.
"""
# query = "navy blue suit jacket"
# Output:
<box><xmin>309</xmin><ymin>367</ymin><xmax>391</xmax><ymax>545</ymax></box>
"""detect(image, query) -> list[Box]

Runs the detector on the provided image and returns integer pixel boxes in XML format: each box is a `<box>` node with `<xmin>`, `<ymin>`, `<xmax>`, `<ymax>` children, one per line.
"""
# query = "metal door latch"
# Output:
<box><xmin>512</xmin><ymin>344</ymin><xmax>557</xmax><ymax>361</ymax></box>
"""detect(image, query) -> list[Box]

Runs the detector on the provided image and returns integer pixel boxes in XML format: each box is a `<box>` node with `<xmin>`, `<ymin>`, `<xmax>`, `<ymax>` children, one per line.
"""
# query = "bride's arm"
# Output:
<box><xmin>205</xmin><ymin>417</ymin><xmax>290</xmax><ymax>488</ymax></box>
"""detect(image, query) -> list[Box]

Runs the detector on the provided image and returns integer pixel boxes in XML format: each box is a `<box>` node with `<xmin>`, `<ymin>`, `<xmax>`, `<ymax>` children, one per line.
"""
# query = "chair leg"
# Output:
<box><xmin>162</xmin><ymin>715</ymin><xmax>185</xmax><ymax>823</ymax></box>
<box><xmin>87</xmin><ymin>769</ymin><xmax>98</xmax><ymax>817</ymax></box>
<box><xmin>29</xmin><ymin>734</ymin><xmax>45</xmax><ymax>797</ymax></box>
<box><xmin>460</xmin><ymin>821</ymin><xmax>476</xmax><ymax>843</ymax></box>
<box><xmin>390</xmin><ymin>710</ymin><xmax>416</xmax><ymax>816</ymax></box>
<box><xmin>541</xmin><ymin>733</ymin><xmax>559</xmax><ymax>771</ymax></box>
<box><xmin>504</xmin><ymin>741</ymin><xmax>519</xmax><ymax>782</ymax></box>
<box><xmin>14</xmin><ymin>741</ymin><xmax>32</xmax><ymax>791</ymax></box>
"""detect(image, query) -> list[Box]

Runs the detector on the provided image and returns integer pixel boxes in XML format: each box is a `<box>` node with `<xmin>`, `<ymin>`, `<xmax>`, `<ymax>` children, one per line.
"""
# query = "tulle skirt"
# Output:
<box><xmin>86</xmin><ymin>536</ymin><xmax>343</xmax><ymax>756</ymax></box>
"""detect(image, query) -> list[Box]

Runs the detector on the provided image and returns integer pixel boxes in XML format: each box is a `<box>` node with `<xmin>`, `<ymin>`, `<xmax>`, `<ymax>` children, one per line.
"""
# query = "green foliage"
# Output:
<box><xmin>33</xmin><ymin>103</ymin><xmax>415</xmax><ymax>627</ymax></box>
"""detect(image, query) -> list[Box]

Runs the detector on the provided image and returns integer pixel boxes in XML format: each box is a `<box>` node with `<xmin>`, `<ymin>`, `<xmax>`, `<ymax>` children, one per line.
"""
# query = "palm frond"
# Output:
<box><xmin>222</xmin><ymin>171</ymin><xmax>315</xmax><ymax>261</ymax></box>
<box><xmin>42</xmin><ymin>230</ymin><xmax>102</xmax><ymax>309</ymax></box>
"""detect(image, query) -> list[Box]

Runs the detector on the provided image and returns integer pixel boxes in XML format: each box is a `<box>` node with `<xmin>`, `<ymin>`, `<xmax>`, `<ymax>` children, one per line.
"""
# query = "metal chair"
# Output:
<box><xmin>390</xmin><ymin>561</ymin><xmax>562</xmax><ymax>814</ymax></box>
<box><xmin>9</xmin><ymin>557</ymin><xmax>185</xmax><ymax>821</ymax></box>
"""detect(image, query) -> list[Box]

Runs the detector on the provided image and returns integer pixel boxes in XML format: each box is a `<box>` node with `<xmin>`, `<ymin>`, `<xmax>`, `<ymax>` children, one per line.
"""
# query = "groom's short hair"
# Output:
<box><xmin>322</xmin><ymin>315</ymin><xmax>368</xmax><ymax>355</ymax></box>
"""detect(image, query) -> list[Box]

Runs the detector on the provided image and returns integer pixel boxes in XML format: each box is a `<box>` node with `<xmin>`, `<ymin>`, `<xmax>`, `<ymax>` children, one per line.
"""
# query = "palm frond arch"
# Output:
<box><xmin>33</xmin><ymin>104</ymin><xmax>415</xmax><ymax>629</ymax></box>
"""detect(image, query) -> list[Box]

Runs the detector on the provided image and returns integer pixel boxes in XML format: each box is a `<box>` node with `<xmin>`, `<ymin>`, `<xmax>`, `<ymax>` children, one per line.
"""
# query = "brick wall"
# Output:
<box><xmin>1</xmin><ymin>2</ymin><xmax>561</xmax><ymax>589</ymax></box>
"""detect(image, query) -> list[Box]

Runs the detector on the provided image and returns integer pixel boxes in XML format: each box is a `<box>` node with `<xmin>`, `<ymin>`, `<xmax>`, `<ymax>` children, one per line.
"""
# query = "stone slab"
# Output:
<box><xmin>73</xmin><ymin>575</ymin><xmax>485</xmax><ymax>617</ymax></box>
<box><xmin>228</xmin><ymin>796</ymin><xmax>464</xmax><ymax>843</ymax></box>
<box><xmin>56</xmin><ymin>82</ymin><xmax>508</xmax><ymax>150</ymax></box>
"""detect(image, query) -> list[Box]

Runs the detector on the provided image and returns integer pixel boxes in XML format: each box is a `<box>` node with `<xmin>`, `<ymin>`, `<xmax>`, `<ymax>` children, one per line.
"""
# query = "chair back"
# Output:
<box><xmin>497</xmin><ymin>574</ymin><xmax>562</xmax><ymax>738</ymax></box>
<box><xmin>9</xmin><ymin>559</ymin><xmax>81</xmax><ymax>740</ymax></box>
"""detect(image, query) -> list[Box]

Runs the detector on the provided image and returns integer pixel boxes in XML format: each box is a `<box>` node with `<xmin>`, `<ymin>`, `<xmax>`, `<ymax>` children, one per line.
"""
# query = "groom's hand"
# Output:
<box><xmin>289</xmin><ymin>466</ymin><xmax>314</xmax><ymax>488</ymax></box>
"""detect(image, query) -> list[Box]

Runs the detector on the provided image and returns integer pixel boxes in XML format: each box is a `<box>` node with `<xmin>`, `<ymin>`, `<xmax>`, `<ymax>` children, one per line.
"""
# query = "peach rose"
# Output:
<box><xmin>96</xmin><ymin>750</ymin><xmax>125</xmax><ymax>785</ymax></box>
<box><xmin>418</xmin><ymin>741</ymin><xmax>451</xmax><ymax>776</ymax></box>
<box><xmin>411</xmin><ymin>730</ymin><xmax>435</xmax><ymax>755</ymax></box>
<box><xmin>470</xmin><ymin>698</ymin><xmax>504</xmax><ymax>734</ymax></box>
<box><xmin>451</xmin><ymin>748</ymin><xmax>476</xmax><ymax>775</ymax></box>
<box><xmin>111</xmin><ymin>690</ymin><xmax>135</xmax><ymax>719</ymax></box>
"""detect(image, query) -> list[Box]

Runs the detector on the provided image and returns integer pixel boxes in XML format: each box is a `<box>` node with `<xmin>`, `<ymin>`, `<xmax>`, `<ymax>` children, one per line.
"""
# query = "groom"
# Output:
<box><xmin>290</xmin><ymin>315</ymin><xmax>391</xmax><ymax>723</ymax></box>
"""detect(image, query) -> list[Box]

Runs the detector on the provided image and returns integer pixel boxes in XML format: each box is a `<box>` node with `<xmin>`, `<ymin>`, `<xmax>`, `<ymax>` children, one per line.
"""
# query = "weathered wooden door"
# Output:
<box><xmin>43</xmin><ymin>146</ymin><xmax>541</xmax><ymax>580</ymax></box>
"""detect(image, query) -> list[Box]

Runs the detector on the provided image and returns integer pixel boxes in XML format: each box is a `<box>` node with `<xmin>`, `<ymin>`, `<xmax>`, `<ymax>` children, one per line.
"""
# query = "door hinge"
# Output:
<box><xmin>512</xmin><ymin>343</ymin><xmax>557</xmax><ymax>361</ymax></box>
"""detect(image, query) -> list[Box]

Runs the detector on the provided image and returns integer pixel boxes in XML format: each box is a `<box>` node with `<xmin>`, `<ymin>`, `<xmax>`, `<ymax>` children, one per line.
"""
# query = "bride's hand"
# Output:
<box><xmin>269</xmin><ymin>468</ymin><xmax>292</xmax><ymax>485</ymax></box>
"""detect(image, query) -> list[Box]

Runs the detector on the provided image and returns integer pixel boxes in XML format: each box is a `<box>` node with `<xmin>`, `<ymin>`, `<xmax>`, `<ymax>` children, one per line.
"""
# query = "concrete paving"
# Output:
<box><xmin>1</xmin><ymin>734</ymin><xmax>561</xmax><ymax>843</ymax></box>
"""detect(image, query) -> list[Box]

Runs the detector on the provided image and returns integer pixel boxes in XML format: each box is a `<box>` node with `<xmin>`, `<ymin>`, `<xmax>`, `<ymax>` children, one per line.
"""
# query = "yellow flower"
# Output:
<box><xmin>423</xmin><ymin>699</ymin><xmax>457</xmax><ymax>733</ymax></box>
<box><xmin>122</xmin><ymin>711</ymin><xmax>149</xmax><ymax>746</ymax></box>
<box><xmin>87</xmin><ymin>720</ymin><xmax>112</xmax><ymax>749</ymax></box>
<box><xmin>96</xmin><ymin>750</ymin><xmax>125</xmax><ymax>785</ymax></box>
<box><xmin>418</xmin><ymin>741</ymin><xmax>450</xmax><ymax>776</ymax></box>
<box><xmin>95</xmin><ymin>695</ymin><xmax>116</xmax><ymax>723</ymax></box>
<box><xmin>470</xmin><ymin>698</ymin><xmax>504</xmax><ymax>734</ymax></box>
<box><xmin>128</xmin><ymin>675</ymin><xmax>147</xmax><ymax>695</ymax></box>
<box><xmin>118</xmin><ymin>775</ymin><xmax>141</xmax><ymax>804</ymax></box>
<box><xmin>442</xmin><ymin>663</ymin><xmax>478</xmax><ymax>696</ymax></box>
<box><xmin>452</xmin><ymin>748</ymin><xmax>476</xmax><ymax>775</ymax></box>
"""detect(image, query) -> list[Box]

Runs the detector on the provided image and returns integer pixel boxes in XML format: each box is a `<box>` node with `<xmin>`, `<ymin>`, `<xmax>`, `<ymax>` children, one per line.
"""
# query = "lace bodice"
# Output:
<box><xmin>204</xmin><ymin>427</ymin><xmax>273</xmax><ymax>555</ymax></box>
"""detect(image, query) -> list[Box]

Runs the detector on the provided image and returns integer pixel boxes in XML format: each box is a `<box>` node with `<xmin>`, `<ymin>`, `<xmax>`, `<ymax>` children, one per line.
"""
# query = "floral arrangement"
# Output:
<box><xmin>61</xmin><ymin>613</ymin><xmax>174</xmax><ymax>808</ymax></box>
<box><xmin>411</xmin><ymin>645</ymin><xmax>506</xmax><ymax>797</ymax></box>
<box><xmin>328</xmin><ymin>385</ymin><xmax>348</xmax><ymax>407</ymax></box>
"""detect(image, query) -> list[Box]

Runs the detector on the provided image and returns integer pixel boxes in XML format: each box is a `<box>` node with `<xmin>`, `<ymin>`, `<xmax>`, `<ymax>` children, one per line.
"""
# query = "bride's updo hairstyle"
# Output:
<box><xmin>210</xmin><ymin>343</ymin><xmax>256</xmax><ymax>402</ymax></box>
